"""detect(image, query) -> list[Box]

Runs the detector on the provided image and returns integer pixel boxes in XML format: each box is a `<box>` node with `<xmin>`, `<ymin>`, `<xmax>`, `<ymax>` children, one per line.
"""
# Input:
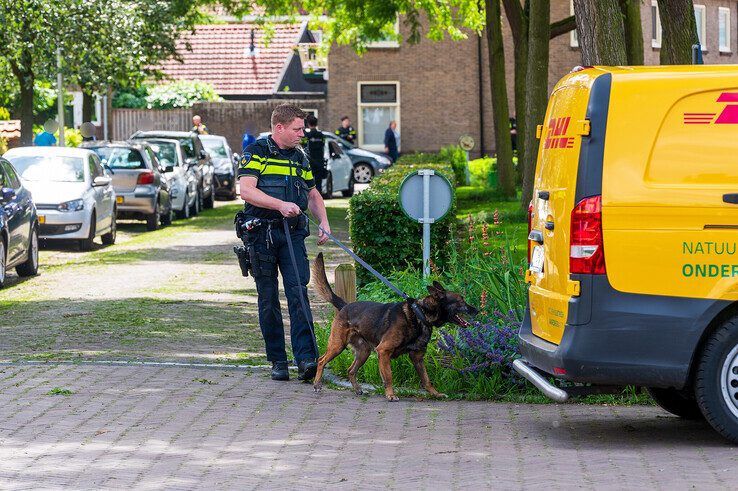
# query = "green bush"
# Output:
<box><xmin>0</xmin><ymin>107</ymin><xmax>9</xmax><ymax>120</ymax></box>
<box><xmin>145</xmin><ymin>80</ymin><xmax>222</xmax><ymax>109</ymax></box>
<box><xmin>468</xmin><ymin>157</ymin><xmax>495</xmax><ymax>188</ymax></box>
<box><xmin>113</xmin><ymin>86</ymin><xmax>148</xmax><ymax>109</ymax></box>
<box><xmin>348</xmin><ymin>161</ymin><xmax>457</xmax><ymax>285</ymax></box>
<box><xmin>396</xmin><ymin>145</ymin><xmax>468</xmax><ymax>186</ymax></box>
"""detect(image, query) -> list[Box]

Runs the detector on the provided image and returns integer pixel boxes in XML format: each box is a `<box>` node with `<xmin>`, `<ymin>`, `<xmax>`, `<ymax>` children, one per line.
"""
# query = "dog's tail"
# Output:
<box><xmin>312</xmin><ymin>252</ymin><xmax>347</xmax><ymax>311</ymax></box>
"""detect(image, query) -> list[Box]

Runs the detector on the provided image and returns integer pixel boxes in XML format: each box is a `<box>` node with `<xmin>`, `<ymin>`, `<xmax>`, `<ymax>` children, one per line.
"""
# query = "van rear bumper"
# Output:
<box><xmin>519</xmin><ymin>275</ymin><xmax>730</xmax><ymax>389</ymax></box>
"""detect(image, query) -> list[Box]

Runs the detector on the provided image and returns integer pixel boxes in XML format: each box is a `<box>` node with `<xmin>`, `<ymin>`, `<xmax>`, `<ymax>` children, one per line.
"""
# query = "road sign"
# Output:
<box><xmin>399</xmin><ymin>169</ymin><xmax>453</xmax><ymax>277</ymax></box>
<box><xmin>458</xmin><ymin>135</ymin><xmax>475</xmax><ymax>151</ymax></box>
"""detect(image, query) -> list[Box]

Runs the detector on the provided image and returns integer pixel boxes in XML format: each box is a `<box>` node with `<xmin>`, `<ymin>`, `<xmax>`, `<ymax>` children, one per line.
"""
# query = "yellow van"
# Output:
<box><xmin>514</xmin><ymin>65</ymin><xmax>738</xmax><ymax>443</ymax></box>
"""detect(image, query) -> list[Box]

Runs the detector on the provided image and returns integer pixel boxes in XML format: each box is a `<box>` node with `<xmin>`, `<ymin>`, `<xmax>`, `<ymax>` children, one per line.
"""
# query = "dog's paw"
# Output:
<box><xmin>386</xmin><ymin>395</ymin><xmax>400</xmax><ymax>402</ymax></box>
<box><xmin>354</xmin><ymin>389</ymin><xmax>363</xmax><ymax>396</ymax></box>
<box><xmin>313</xmin><ymin>383</ymin><xmax>323</xmax><ymax>393</ymax></box>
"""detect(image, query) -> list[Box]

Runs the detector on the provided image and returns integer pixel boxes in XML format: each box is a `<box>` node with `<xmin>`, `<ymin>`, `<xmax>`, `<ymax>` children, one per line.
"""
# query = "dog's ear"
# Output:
<box><xmin>427</xmin><ymin>284</ymin><xmax>444</xmax><ymax>298</ymax></box>
<box><xmin>432</xmin><ymin>281</ymin><xmax>446</xmax><ymax>292</ymax></box>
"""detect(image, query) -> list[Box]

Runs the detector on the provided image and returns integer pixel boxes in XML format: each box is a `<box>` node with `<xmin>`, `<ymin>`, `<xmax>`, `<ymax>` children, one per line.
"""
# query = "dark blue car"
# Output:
<box><xmin>0</xmin><ymin>157</ymin><xmax>39</xmax><ymax>288</ymax></box>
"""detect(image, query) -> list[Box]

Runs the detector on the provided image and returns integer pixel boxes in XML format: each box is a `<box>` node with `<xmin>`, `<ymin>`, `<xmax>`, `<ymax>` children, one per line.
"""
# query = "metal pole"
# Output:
<box><xmin>56</xmin><ymin>48</ymin><xmax>65</xmax><ymax>147</ymax></box>
<box><xmin>102</xmin><ymin>92</ymin><xmax>108</xmax><ymax>140</ymax></box>
<box><xmin>421</xmin><ymin>170</ymin><xmax>432</xmax><ymax>278</ymax></box>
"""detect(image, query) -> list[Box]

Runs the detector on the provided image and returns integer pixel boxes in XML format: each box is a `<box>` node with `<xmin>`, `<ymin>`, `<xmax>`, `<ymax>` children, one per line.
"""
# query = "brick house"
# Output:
<box><xmin>327</xmin><ymin>0</ymin><xmax>738</xmax><ymax>157</ymax></box>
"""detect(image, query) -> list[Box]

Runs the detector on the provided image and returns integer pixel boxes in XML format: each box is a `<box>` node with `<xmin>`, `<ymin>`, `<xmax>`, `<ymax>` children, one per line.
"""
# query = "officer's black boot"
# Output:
<box><xmin>297</xmin><ymin>359</ymin><xmax>317</xmax><ymax>381</ymax></box>
<box><xmin>271</xmin><ymin>361</ymin><xmax>289</xmax><ymax>381</ymax></box>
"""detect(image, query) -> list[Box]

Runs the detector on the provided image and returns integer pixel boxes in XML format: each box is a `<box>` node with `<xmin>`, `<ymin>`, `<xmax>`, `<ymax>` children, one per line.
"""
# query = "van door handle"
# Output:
<box><xmin>528</xmin><ymin>230</ymin><xmax>544</xmax><ymax>244</ymax></box>
<box><xmin>537</xmin><ymin>191</ymin><xmax>550</xmax><ymax>201</ymax></box>
<box><xmin>723</xmin><ymin>193</ymin><xmax>738</xmax><ymax>204</ymax></box>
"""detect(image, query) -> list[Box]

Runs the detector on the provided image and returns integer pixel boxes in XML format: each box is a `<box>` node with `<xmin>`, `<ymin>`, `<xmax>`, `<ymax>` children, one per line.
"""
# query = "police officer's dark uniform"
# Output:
<box><xmin>237</xmin><ymin>136</ymin><xmax>318</xmax><ymax>381</ymax></box>
<box><xmin>335</xmin><ymin>125</ymin><xmax>356</xmax><ymax>145</ymax></box>
<box><xmin>302</xmin><ymin>127</ymin><xmax>326</xmax><ymax>192</ymax></box>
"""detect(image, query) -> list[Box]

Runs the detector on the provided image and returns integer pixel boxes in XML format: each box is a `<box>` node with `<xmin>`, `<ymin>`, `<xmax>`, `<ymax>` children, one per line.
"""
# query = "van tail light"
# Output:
<box><xmin>137</xmin><ymin>171</ymin><xmax>155</xmax><ymax>185</ymax></box>
<box><xmin>570</xmin><ymin>195</ymin><xmax>606</xmax><ymax>275</ymax></box>
<box><xmin>527</xmin><ymin>201</ymin><xmax>534</xmax><ymax>262</ymax></box>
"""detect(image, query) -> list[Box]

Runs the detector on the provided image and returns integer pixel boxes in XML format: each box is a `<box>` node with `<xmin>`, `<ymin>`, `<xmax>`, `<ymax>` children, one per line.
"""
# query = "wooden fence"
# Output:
<box><xmin>112</xmin><ymin>109</ymin><xmax>192</xmax><ymax>140</ymax></box>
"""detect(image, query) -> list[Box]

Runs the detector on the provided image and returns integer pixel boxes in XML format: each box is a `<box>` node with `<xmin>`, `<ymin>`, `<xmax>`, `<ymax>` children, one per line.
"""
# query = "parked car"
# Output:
<box><xmin>142</xmin><ymin>138</ymin><xmax>199</xmax><ymax>219</ymax></box>
<box><xmin>323</xmin><ymin>131</ymin><xmax>392</xmax><ymax>184</ymax></box>
<box><xmin>131</xmin><ymin>131</ymin><xmax>214</xmax><ymax>209</ymax></box>
<box><xmin>257</xmin><ymin>132</ymin><xmax>354</xmax><ymax>198</ymax></box>
<box><xmin>0</xmin><ymin>157</ymin><xmax>39</xmax><ymax>287</ymax></box>
<box><xmin>82</xmin><ymin>141</ymin><xmax>173</xmax><ymax>231</ymax></box>
<box><xmin>4</xmin><ymin>146</ymin><xmax>117</xmax><ymax>251</ymax></box>
<box><xmin>200</xmin><ymin>134</ymin><xmax>238</xmax><ymax>200</ymax></box>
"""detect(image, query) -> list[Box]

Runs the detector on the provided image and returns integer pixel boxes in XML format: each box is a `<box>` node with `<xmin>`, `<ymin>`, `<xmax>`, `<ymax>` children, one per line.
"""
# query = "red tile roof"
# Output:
<box><xmin>158</xmin><ymin>22</ymin><xmax>305</xmax><ymax>96</ymax></box>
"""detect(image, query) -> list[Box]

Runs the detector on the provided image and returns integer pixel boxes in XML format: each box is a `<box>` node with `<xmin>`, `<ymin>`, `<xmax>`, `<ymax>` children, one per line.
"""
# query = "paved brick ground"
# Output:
<box><xmin>0</xmin><ymin>364</ymin><xmax>735</xmax><ymax>490</ymax></box>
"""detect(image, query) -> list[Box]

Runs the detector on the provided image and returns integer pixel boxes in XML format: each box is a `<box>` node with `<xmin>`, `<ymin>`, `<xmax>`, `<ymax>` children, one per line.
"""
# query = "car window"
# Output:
<box><xmin>201</xmin><ymin>137</ymin><xmax>228</xmax><ymax>158</ymax></box>
<box><xmin>94</xmin><ymin>156</ymin><xmax>106</xmax><ymax>178</ymax></box>
<box><xmin>0</xmin><ymin>163</ymin><xmax>8</xmax><ymax>189</ymax></box>
<box><xmin>2</xmin><ymin>161</ymin><xmax>22</xmax><ymax>190</ymax></box>
<box><xmin>8</xmin><ymin>155</ymin><xmax>85</xmax><ymax>182</ymax></box>
<box><xmin>178</xmin><ymin>138</ymin><xmax>196</xmax><ymax>159</ymax></box>
<box><xmin>329</xmin><ymin>141</ymin><xmax>344</xmax><ymax>156</ymax></box>
<box><xmin>89</xmin><ymin>156</ymin><xmax>101</xmax><ymax>179</ymax></box>
<box><xmin>149</xmin><ymin>141</ymin><xmax>179</xmax><ymax>167</ymax></box>
<box><xmin>90</xmin><ymin>147</ymin><xmax>145</xmax><ymax>169</ymax></box>
<box><xmin>145</xmin><ymin>148</ymin><xmax>159</xmax><ymax>169</ymax></box>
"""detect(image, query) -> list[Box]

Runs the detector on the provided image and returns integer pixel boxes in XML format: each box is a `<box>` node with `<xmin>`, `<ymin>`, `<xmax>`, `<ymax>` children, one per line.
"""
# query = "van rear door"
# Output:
<box><xmin>527</xmin><ymin>70</ymin><xmax>602</xmax><ymax>345</ymax></box>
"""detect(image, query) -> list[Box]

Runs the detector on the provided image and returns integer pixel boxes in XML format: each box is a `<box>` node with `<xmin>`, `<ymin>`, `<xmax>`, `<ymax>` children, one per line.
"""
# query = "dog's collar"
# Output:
<box><xmin>409</xmin><ymin>299</ymin><xmax>430</xmax><ymax>327</ymax></box>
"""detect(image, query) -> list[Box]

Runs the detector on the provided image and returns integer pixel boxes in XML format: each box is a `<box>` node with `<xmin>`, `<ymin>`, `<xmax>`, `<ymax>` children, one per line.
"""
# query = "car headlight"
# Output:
<box><xmin>58</xmin><ymin>199</ymin><xmax>84</xmax><ymax>212</ymax></box>
<box><xmin>376</xmin><ymin>155</ymin><xmax>392</xmax><ymax>166</ymax></box>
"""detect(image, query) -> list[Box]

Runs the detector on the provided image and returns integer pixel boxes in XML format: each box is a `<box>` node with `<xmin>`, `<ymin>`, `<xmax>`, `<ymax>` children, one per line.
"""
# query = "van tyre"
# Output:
<box><xmin>79</xmin><ymin>213</ymin><xmax>96</xmax><ymax>252</ymax></box>
<box><xmin>646</xmin><ymin>387</ymin><xmax>703</xmax><ymax>420</ymax></box>
<box><xmin>695</xmin><ymin>317</ymin><xmax>738</xmax><ymax>443</ymax></box>
<box><xmin>16</xmin><ymin>226</ymin><xmax>39</xmax><ymax>277</ymax></box>
<box><xmin>101</xmin><ymin>212</ymin><xmax>117</xmax><ymax>245</ymax></box>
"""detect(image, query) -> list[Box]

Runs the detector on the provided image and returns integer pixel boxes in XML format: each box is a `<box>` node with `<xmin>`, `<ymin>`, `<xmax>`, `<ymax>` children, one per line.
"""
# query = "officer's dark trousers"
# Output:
<box><xmin>248</xmin><ymin>224</ymin><xmax>317</xmax><ymax>364</ymax></box>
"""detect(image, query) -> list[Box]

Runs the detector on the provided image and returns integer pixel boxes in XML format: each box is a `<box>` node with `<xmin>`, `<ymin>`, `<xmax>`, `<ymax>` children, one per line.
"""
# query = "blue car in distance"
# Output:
<box><xmin>0</xmin><ymin>157</ymin><xmax>39</xmax><ymax>288</ymax></box>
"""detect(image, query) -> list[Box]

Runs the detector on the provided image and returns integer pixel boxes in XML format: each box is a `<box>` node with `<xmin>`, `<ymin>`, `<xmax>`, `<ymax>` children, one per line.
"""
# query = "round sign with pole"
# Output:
<box><xmin>399</xmin><ymin>169</ymin><xmax>453</xmax><ymax>278</ymax></box>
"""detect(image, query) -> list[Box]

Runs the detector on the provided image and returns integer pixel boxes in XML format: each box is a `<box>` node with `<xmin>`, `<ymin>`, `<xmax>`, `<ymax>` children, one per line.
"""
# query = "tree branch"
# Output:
<box><xmin>501</xmin><ymin>0</ymin><xmax>524</xmax><ymax>40</ymax></box>
<box><xmin>549</xmin><ymin>15</ymin><xmax>576</xmax><ymax>39</ymax></box>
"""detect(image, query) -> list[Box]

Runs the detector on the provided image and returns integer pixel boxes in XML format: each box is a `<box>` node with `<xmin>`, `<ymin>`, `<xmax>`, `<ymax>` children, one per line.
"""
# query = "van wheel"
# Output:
<box><xmin>646</xmin><ymin>387</ymin><xmax>703</xmax><ymax>420</ymax></box>
<box><xmin>695</xmin><ymin>316</ymin><xmax>738</xmax><ymax>443</ymax></box>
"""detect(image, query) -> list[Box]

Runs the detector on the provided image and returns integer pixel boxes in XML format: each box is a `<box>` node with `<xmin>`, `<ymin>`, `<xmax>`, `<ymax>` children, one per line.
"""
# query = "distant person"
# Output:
<box><xmin>242</xmin><ymin>132</ymin><xmax>256</xmax><ymax>153</ymax></box>
<box><xmin>80</xmin><ymin>122</ymin><xmax>97</xmax><ymax>142</ymax></box>
<box><xmin>303</xmin><ymin>115</ymin><xmax>326</xmax><ymax>192</ymax></box>
<box><xmin>34</xmin><ymin>120</ymin><xmax>58</xmax><ymax>146</ymax></box>
<box><xmin>384</xmin><ymin>120</ymin><xmax>400</xmax><ymax>162</ymax></box>
<box><xmin>192</xmin><ymin>115</ymin><xmax>208</xmax><ymax>135</ymax></box>
<box><xmin>335</xmin><ymin>116</ymin><xmax>356</xmax><ymax>145</ymax></box>
<box><xmin>509</xmin><ymin>116</ymin><xmax>517</xmax><ymax>153</ymax></box>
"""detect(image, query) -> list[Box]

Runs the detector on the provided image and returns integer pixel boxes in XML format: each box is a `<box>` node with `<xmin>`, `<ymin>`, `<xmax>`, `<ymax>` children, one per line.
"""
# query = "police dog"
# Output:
<box><xmin>311</xmin><ymin>253</ymin><xmax>478</xmax><ymax>401</ymax></box>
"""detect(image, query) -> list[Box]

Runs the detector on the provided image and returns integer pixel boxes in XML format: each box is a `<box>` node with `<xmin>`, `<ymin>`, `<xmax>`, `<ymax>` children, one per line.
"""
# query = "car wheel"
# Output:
<box><xmin>146</xmin><ymin>202</ymin><xmax>160</xmax><ymax>231</ymax></box>
<box><xmin>16</xmin><ymin>226</ymin><xmax>39</xmax><ymax>277</ymax></box>
<box><xmin>695</xmin><ymin>316</ymin><xmax>738</xmax><ymax>443</ymax></box>
<box><xmin>647</xmin><ymin>387</ymin><xmax>703</xmax><ymax>420</ymax></box>
<box><xmin>78</xmin><ymin>212</ymin><xmax>96</xmax><ymax>252</ymax></box>
<box><xmin>101</xmin><ymin>212</ymin><xmax>117</xmax><ymax>245</ymax></box>
<box><xmin>0</xmin><ymin>238</ymin><xmax>7</xmax><ymax>288</ymax></box>
<box><xmin>176</xmin><ymin>191</ymin><xmax>190</xmax><ymax>220</ymax></box>
<box><xmin>160</xmin><ymin>203</ymin><xmax>173</xmax><ymax>226</ymax></box>
<box><xmin>353</xmin><ymin>163</ymin><xmax>374</xmax><ymax>184</ymax></box>
<box><xmin>342</xmin><ymin>174</ymin><xmax>355</xmax><ymax>198</ymax></box>
<box><xmin>321</xmin><ymin>172</ymin><xmax>333</xmax><ymax>199</ymax></box>
<box><xmin>191</xmin><ymin>190</ymin><xmax>202</xmax><ymax>216</ymax></box>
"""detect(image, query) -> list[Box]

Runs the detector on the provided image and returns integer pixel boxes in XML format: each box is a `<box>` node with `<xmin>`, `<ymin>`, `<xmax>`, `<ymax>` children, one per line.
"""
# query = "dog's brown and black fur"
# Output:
<box><xmin>312</xmin><ymin>253</ymin><xmax>478</xmax><ymax>401</ymax></box>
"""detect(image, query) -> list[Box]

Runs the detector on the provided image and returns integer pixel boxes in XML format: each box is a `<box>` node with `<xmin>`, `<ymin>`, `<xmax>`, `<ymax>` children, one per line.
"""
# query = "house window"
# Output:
<box><xmin>695</xmin><ymin>4</ymin><xmax>707</xmax><ymax>50</ymax></box>
<box><xmin>651</xmin><ymin>1</ymin><xmax>662</xmax><ymax>49</ymax></box>
<box><xmin>719</xmin><ymin>7</ymin><xmax>731</xmax><ymax>53</ymax></box>
<box><xmin>303</xmin><ymin>108</ymin><xmax>319</xmax><ymax>119</ymax></box>
<box><xmin>357</xmin><ymin>82</ymin><xmax>400</xmax><ymax>151</ymax></box>
<box><xmin>367</xmin><ymin>18</ymin><xmax>400</xmax><ymax>49</ymax></box>
<box><xmin>570</xmin><ymin>0</ymin><xmax>578</xmax><ymax>48</ymax></box>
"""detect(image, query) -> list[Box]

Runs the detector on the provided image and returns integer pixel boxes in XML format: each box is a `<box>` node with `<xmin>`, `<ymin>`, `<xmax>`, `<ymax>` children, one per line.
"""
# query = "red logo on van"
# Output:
<box><xmin>683</xmin><ymin>93</ymin><xmax>738</xmax><ymax>125</ymax></box>
<box><xmin>543</xmin><ymin>117</ymin><xmax>575</xmax><ymax>149</ymax></box>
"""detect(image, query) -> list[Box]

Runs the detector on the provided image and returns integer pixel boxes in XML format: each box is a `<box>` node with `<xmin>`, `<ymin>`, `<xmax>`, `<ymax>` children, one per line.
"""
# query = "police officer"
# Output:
<box><xmin>335</xmin><ymin>116</ymin><xmax>356</xmax><ymax>145</ymax></box>
<box><xmin>302</xmin><ymin>115</ymin><xmax>327</xmax><ymax>194</ymax></box>
<box><xmin>238</xmin><ymin>104</ymin><xmax>331</xmax><ymax>382</ymax></box>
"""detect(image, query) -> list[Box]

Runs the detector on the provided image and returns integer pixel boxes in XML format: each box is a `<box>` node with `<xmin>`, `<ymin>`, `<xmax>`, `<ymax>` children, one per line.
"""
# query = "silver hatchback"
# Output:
<box><xmin>83</xmin><ymin>142</ymin><xmax>173</xmax><ymax>231</ymax></box>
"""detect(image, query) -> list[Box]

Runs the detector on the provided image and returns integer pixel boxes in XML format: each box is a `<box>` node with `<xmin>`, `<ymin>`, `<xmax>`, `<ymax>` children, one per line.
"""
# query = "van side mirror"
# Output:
<box><xmin>1</xmin><ymin>187</ymin><xmax>16</xmax><ymax>204</ymax></box>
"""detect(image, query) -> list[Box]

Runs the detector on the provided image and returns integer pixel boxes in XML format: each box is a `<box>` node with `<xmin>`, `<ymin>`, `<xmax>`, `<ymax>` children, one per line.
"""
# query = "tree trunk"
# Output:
<box><xmin>502</xmin><ymin>0</ymin><xmax>528</xmax><ymax>186</ymax></box>
<box><xmin>485</xmin><ymin>0</ymin><xmax>516</xmax><ymax>198</ymax></box>
<box><xmin>82</xmin><ymin>90</ymin><xmax>95</xmax><ymax>125</ymax></box>
<box><xmin>573</xmin><ymin>0</ymin><xmax>627</xmax><ymax>65</ymax></box>
<box><xmin>520</xmin><ymin>0</ymin><xmax>550</xmax><ymax>208</ymax></box>
<box><xmin>11</xmin><ymin>62</ymin><xmax>35</xmax><ymax>146</ymax></box>
<box><xmin>658</xmin><ymin>0</ymin><xmax>698</xmax><ymax>64</ymax></box>
<box><xmin>620</xmin><ymin>0</ymin><xmax>644</xmax><ymax>65</ymax></box>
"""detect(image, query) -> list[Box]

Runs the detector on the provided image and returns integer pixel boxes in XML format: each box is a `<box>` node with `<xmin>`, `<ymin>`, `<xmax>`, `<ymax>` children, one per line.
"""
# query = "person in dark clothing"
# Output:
<box><xmin>509</xmin><ymin>116</ymin><xmax>517</xmax><ymax>153</ymax></box>
<box><xmin>238</xmin><ymin>104</ymin><xmax>331</xmax><ymax>382</ymax></box>
<box><xmin>383</xmin><ymin>120</ymin><xmax>399</xmax><ymax>162</ymax></box>
<box><xmin>302</xmin><ymin>115</ymin><xmax>327</xmax><ymax>193</ymax></box>
<box><xmin>335</xmin><ymin>116</ymin><xmax>356</xmax><ymax>145</ymax></box>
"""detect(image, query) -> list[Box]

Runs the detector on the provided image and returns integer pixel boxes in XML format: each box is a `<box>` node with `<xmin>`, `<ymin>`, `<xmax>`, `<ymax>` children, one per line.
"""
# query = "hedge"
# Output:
<box><xmin>395</xmin><ymin>145</ymin><xmax>468</xmax><ymax>186</ymax></box>
<box><xmin>348</xmin><ymin>160</ymin><xmax>457</xmax><ymax>285</ymax></box>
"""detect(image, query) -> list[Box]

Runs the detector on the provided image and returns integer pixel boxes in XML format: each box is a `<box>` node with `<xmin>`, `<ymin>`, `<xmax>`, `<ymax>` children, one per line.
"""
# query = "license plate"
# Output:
<box><xmin>38</xmin><ymin>215</ymin><xmax>46</xmax><ymax>224</ymax></box>
<box><xmin>116</xmin><ymin>196</ymin><xmax>124</xmax><ymax>204</ymax></box>
<box><xmin>530</xmin><ymin>245</ymin><xmax>545</xmax><ymax>274</ymax></box>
